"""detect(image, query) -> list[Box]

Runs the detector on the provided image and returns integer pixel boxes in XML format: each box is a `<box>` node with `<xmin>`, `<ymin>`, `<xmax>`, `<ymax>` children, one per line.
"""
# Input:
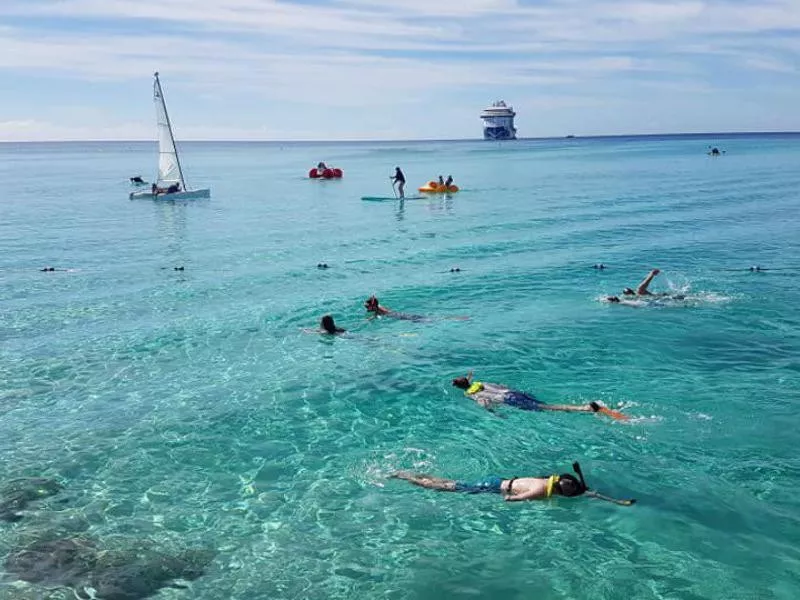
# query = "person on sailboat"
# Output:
<box><xmin>451</xmin><ymin>373</ymin><xmax>628</xmax><ymax>419</ymax></box>
<box><xmin>166</xmin><ymin>183</ymin><xmax>181</xmax><ymax>194</ymax></box>
<box><xmin>391</xmin><ymin>167</ymin><xmax>406</xmax><ymax>198</ymax></box>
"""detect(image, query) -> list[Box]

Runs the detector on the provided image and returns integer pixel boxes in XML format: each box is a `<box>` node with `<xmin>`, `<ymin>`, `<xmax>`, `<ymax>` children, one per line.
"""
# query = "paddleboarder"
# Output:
<box><xmin>391</xmin><ymin>167</ymin><xmax>406</xmax><ymax>198</ymax></box>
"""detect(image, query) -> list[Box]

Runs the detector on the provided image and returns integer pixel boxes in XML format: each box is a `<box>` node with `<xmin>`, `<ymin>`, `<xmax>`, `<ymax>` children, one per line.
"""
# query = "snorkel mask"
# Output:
<box><xmin>571</xmin><ymin>461</ymin><xmax>636</xmax><ymax>506</ymax></box>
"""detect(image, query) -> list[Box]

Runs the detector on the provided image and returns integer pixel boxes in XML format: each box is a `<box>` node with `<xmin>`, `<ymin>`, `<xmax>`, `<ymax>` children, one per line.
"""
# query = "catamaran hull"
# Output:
<box><xmin>129</xmin><ymin>189</ymin><xmax>211</xmax><ymax>200</ymax></box>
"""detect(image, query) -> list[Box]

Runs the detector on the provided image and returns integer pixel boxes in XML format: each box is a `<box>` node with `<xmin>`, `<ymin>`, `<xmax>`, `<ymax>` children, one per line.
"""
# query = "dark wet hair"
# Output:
<box><xmin>364</xmin><ymin>295</ymin><xmax>379</xmax><ymax>310</ymax></box>
<box><xmin>556</xmin><ymin>474</ymin><xmax>586</xmax><ymax>497</ymax></box>
<box><xmin>320</xmin><ymin>315</ymin><xmax>343</xmax><ymax>334</ymax></box>
<box><xmin>452</xmin><ymin>377</ymin><xmax>470</xmax><ymax>389</ymax></box>
<box><xmin>607</xmin><ymin>296</ymin><xmax>620</xmax><ymax>303</ymax></box>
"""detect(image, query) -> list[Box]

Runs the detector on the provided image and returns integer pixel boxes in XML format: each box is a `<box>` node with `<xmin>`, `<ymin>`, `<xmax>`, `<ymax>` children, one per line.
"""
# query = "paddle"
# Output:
<box><xmin>390</xmin><ymin>178</ymin><xmax>397</xmax><ymax>199</ymax></box>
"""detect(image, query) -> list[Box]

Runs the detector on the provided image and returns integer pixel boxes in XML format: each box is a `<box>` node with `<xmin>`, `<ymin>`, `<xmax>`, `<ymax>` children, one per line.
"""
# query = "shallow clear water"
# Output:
<box><xmin>1</xmin><ymin>135</ymin><xmax>800</xmax><ymax>599</ymax></box>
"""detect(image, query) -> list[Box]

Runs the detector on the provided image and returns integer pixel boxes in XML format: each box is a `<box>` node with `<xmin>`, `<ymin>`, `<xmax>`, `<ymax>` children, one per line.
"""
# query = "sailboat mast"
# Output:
<box><xmin>153</xmin><ymin>71</ymin><xmax>187</xmax><ymax>190</ymax></box>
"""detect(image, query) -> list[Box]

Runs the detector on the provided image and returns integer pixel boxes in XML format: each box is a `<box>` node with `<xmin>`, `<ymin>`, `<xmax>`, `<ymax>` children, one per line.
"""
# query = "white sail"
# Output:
<box><xmin>130</xmin><ymin>73</ymin><xmax>209</xmax><ymax>200</ymax></box>
<box><xmin>153</xmin><ymin>73</ymin><xmax>185</xmax><ymax>188</ymax></box>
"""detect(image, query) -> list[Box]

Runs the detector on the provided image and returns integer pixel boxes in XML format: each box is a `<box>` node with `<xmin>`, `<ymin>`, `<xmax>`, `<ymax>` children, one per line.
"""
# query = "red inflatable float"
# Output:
<box><xmin>308</xmin><ymin>166</ymin><xmax>343</xmax><ymax>179</ymax></box>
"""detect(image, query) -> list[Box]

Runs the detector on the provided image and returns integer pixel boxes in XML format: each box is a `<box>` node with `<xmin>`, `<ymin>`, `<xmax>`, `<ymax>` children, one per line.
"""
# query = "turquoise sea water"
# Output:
<box><xmin>1</xmin><ymin>135</ymin><xmax>800</xmax><ymax>599</ymax></box>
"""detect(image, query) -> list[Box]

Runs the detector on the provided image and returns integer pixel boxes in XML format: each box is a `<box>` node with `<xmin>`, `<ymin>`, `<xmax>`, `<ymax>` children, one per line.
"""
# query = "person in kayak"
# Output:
<box><xmin>391</xmin><ymin>462</ymin><xmax>635</xmax><ymax>505</ymax></box>
<box><xmin>451</xmin><ymin>373</ymin><xmax>628</xmax><ymax>420</ymax></box>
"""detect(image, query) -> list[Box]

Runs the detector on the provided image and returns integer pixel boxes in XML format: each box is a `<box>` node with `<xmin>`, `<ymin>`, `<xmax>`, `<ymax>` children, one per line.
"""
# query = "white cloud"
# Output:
<box><xmin>0</xmin><ymin>0</ymin><xmax>799</xmax><ymax>139</ymax></box>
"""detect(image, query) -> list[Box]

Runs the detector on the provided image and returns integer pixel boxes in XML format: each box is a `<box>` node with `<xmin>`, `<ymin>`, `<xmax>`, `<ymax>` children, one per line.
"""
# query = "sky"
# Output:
<box><xmin>0</xmin><ymin>0</ymin><xmax>799</xmax><ymax>141</ymax></box>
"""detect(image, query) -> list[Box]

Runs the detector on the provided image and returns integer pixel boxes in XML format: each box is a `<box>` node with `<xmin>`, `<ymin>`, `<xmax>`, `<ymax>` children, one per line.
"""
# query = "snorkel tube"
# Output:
<box><xmin>572</xmin><ymin>462</ymin><xmax>636</xmax><ymax>506</ymax></box>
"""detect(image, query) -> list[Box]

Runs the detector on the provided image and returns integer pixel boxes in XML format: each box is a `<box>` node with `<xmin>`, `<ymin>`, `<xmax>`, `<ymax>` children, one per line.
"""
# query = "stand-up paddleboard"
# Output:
<box><xmin>361</xmin><ymin>195</ymin><xmax>424</xmax><ymax>202</ymax></box>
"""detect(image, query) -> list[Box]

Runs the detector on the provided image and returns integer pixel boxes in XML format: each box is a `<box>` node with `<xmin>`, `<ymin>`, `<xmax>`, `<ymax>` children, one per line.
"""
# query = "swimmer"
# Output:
<box><xmin>445</xmin><ymin>175</ymin><xmax>454</xmax><ymax>187</ymax></box>
<box><xmin>320</xmin><ymin>315</ymin><xmax>346</xmax><ymax>335</ymax></box>
<box><xmin>452</xmin><ymin>373</ymin><xmax>627</xmax><ymax>419</ymax></box>
<box><xmin>364</xmin><ymin>295</ymin><xmax>427</xmax><ymax>321</ymax></box>
<box><xmin>438</xmin><ymin>175</ymin><xmax>445</xmax><ymax>186</ymax></box>
<box><xmin>173</xmin><ymin>266</ymin><xmax>184</xmax><ymax>271</ymax></box>
<box><xmin>40</xmin><ymin>267</ymin><xmax>57</xmax><ymax>272</ymax></box>
<box><xmin>391</xmin><ymin>461</ymin><xmax>635</xmax><ymax>505</ymax></box>
<box><xmin>449</xmin><ymin>267</ymin><xmax>461</xmax><ymax>273</ymax></box>
<box><xmin>626</xmin><ymin>268</ymin><xmax>660</xmax><ymax>296</ymax></box>
<box><xmin>130</xmin><ymin>176</ymin><xmax>145</xmax><ymax>184</ymax></box>
<box><xmin>592</xmin><ymin>263</ymin><xmax>606</xmax><ymax>270</ymax></box>
<box><xmin>317</xmin><ymin>263</ymin><xmax>329</xmax><ymax>269</ymax></box>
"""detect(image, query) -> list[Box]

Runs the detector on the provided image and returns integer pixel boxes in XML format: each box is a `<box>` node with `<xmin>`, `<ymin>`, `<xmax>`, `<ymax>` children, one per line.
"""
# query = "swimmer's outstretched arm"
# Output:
<box><xmin>539</xmin><ymin>404</ymin><xmax>595</xmax><ymax>413</ymax></box>
<box><xmin>391</xmin><ymin>472</ymin><xmax>457</xmax><ymax>491</ymax></box>
<box><xmin>636</xmin><ymin>269</ymin><xmax>660</xmax><ymax>295</ymax></box>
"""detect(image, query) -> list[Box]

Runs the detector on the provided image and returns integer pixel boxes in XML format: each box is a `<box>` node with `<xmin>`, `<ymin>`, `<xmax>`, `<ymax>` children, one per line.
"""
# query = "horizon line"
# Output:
<box><xmin>1</xmin><ymin>130</ymin><xmax>799</xmax><ymax>144</ymax></box>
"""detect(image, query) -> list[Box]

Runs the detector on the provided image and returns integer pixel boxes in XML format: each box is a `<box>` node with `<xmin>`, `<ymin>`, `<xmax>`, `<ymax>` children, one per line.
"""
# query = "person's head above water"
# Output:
<box><xmin>320</xmin><ymin>314</ymin><xmax>344</xmax><ymax>334</ymax></box>
<box><xmin>364</xmin><ymin>295</ymin><xmax>380</xmax><ymax>311</ymax></box>
<box><xmin>452</xmin><ymin>376</ymin><xmax>471</xmax><ymax>389</ymax></box>
<box><xmin>551</xmin><ymin>473</ymin><xmax>586</xmax><ymax>497</ymax></box>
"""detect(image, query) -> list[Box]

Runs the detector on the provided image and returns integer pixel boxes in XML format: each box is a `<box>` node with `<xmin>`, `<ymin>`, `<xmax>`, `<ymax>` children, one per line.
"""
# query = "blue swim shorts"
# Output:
<box><xmin>454</xmin><ymin>476</ymin><xmax>503</xmax><ymax>494</ymax></box>
<box><xmin>503</xmin><ymin>391</ymin><xmax>543</xmax><ymax>411</ymax></box>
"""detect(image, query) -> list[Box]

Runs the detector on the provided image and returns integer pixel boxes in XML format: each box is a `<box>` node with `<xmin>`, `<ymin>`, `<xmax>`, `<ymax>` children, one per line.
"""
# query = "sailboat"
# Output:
<box><xmin>129</xmin><ymin>72</ymin><xmax>210</xmax><ymax>200</ymax></box>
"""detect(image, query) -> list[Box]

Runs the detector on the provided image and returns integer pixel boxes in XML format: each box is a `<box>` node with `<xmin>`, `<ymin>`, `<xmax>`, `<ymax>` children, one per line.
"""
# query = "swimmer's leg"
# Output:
<box><xmin>391</xmin><ymin>471</ymin><xmax>457</xmax><ymax>491</ymax></box>
<box><xmin>636</xmin><ymin>268</ymin><xmax>660</xmax><ymax>295</ymax></box>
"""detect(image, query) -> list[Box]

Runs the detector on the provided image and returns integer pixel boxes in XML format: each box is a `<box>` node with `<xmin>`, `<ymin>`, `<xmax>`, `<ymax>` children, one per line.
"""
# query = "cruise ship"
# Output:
<box><xmin>480</xmin><ymin>100</ymin><xmax>517</xmax><ymax>140</ymax></box>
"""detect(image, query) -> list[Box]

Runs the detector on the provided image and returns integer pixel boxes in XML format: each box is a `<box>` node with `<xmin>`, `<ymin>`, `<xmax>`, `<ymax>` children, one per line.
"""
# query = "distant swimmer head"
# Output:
<box><xmin>451</xmin><ymin>376</ymin><xmax>471</xmax><ymax>389</ymax></box>
<box><xmin>320</xmin><ymin>315</ymin><xmax>340</xmax><ymax>334</ymax></box>
<box><xmin>364</xmin><ymin>295</ymin><xmax>379</xmax><ymax>311</ymax></box>
<box><xmin>622</xmin><ymin>288</ymin><xmax>635</xmax><ymax>296</ymax></box>
<box><xmin>450</xmin><ymin>267</ymin><xmax>461</xmax><ymax>273</ymax></box>
<box><xmin>317</xmin><ymin>263</ymin><xmax>329</xmax><ymax>269</ymax></box>
<box><xmin>593</xmin><ymin>263</ymin><xmax>606</xmax><ymax>270</ymax></box>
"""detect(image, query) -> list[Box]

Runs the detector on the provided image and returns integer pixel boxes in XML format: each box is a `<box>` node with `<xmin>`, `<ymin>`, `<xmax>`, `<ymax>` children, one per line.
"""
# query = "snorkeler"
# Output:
<box><xmin>391</xmin><ymin>462</ymin><xmax>635</xmax><ymax>505</ymax></box>
<box><xmin>319</xmin><ymin>315</ymin><xmax>346</xmax><ymax>335</ymax></box>
<box><xmin>451</xmin><ymin>373</ymin><xmax>627</xmax><ymax>420</ymax></box>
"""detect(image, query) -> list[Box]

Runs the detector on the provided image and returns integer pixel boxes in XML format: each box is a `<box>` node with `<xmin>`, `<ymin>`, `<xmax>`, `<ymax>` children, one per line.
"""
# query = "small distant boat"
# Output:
<box><xmin>130</xmin><ymin>72</ymin><xmax>210</xmax><ymax>201</ymax></box>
